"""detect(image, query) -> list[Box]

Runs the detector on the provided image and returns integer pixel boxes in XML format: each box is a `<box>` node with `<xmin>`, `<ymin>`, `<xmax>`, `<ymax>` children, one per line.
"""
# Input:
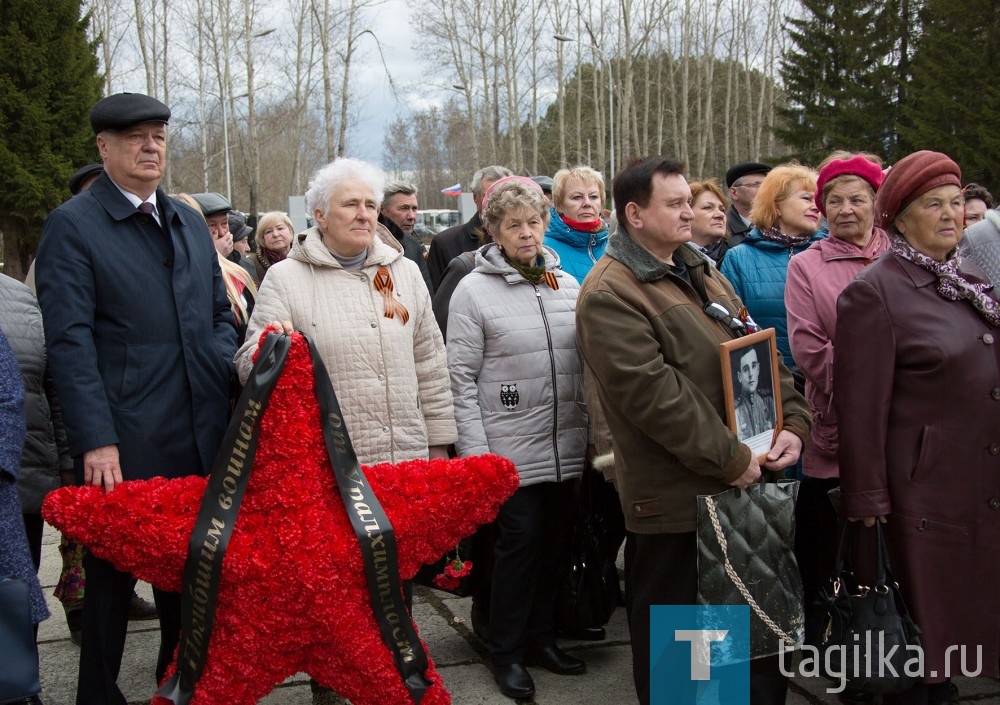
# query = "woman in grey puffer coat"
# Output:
<box><xmin>447</xmin><ymin>176</ymin><xmax>589</xmax><ymax>701</ymax></box>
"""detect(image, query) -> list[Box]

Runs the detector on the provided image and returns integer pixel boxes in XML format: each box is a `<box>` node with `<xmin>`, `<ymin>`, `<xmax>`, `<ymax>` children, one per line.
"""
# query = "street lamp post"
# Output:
<box><xmin>556</xmin><ymin>33</ymin><xmax>615</xmax><ymax>178</ymax></box>
<box><xmin>554</xmin><ymin>34</ymin><xmax>573</xmax><ymax>168</ymax></box>
<box><xmin>221</xmin><ymin>91</ymin><xmax>232</xmax><ymax>203</ymax></box>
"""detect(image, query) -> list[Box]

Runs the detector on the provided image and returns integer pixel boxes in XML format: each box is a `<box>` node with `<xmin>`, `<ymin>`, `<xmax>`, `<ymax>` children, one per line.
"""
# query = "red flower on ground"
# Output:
<box><xmin>43</xmin><ymin>332</ymin><xmax>519</xmax><ymax>705</ymax></box>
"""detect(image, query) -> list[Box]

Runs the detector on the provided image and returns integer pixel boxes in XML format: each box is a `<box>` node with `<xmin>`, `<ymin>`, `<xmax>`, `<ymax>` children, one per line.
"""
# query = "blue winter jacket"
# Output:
<box><xmin>543</xmin><ymin>207</ymin><xmax>609</xmax><ymax>284</ymax></box>
<box><xmin>719</xmin><ymin>228</ymin><xmax>826</xmax><ymax>371</ymax></box>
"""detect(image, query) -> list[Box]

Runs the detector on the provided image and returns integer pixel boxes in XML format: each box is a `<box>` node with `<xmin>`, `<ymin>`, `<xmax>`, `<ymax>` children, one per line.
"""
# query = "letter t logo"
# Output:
<box><xmin>674</xmin><ymin>630</ymin><xmax>728</xmax><ymax>680</ymax></box>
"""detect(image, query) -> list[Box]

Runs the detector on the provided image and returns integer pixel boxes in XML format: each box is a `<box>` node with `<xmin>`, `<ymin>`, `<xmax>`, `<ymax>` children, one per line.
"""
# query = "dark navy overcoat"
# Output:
<box><xmin>35</xmin><ymin>172</ymin><xmax>236</xmax><ymax>481</ymax></box>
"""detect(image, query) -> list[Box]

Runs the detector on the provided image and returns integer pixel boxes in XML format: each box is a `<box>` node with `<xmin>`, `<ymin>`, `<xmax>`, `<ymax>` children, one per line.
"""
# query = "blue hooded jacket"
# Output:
<box><xmin>543</xmin><ymin>207</ymin><xmax>609</xmax><ymax>284</ymax></box>
<box><xmin>719</xmin><ymin>227</ymin><xmax>826</xmax><ymax>371</ymax></box>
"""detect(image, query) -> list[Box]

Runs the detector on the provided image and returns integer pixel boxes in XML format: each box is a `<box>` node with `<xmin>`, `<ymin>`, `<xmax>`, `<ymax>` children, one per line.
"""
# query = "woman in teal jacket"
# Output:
<box><xmin>720</xmin><ymin>163</ymin><xmax>824</xmax><ymax>380</ymax></box>
<box><xmin>543</xmin><ymin>166</ymin><xmax>609</xmax><ymax>284</ymax></box>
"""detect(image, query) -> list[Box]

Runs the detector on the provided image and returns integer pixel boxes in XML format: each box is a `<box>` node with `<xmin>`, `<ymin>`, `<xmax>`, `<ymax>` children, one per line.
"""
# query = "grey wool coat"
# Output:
<box><xmin>447</xmin><ymin>243</ymin><xmax>588</xmax><ymax>486</ymax></box>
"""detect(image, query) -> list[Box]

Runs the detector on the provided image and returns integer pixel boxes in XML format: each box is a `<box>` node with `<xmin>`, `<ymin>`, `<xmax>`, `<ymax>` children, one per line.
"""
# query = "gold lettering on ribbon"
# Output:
<box><xmin>184</xmin><ymin>396</ymin><xmax>264</xmax><ymax>672</ymax></box>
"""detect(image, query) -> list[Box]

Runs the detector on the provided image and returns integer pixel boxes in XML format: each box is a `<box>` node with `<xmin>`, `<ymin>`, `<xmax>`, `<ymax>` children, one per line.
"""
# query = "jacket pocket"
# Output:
<box><xmin>910</xmin><ymin>425</ymin><xmax>941</xmax><ymax>483</ymax></box>
<box><xmin>630</xmin><ymin>497</ymin><xmax>665</xmax><ymax>518</ymax></box>
<box><xmin>115</xmin><ymin>343</ymin><xmax>147</xmax><ymax>411</ymax></box>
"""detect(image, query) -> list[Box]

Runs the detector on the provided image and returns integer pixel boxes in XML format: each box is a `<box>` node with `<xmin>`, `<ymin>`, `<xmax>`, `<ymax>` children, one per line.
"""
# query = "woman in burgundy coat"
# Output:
<box><xmin>835</xmin><ymin>151</ymin><xmax>1000</xmax><ymax>705</ymax></box>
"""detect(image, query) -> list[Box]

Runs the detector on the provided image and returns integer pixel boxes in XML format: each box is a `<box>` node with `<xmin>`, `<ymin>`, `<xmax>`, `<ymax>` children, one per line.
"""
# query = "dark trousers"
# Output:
<box><xmin>626</xmin><ymin>531</ymin><xmax>788</xmax><ymax>705</ymax></box>
<box><xmin>489</xmin><ymin>480</ymin><xmax>574</xmax><ymax>665</ymax></box>
<box><xmin>793</xmin><ymin>476</ymin><xmax>841</xmax><ymax>647</ymax></box>
<box><xmin>76</xmin><ymin>552</ymin><xmax>181</xmax><ymax>705</ymax></box>
<box><xmin>23</xmin><ymin>511</ymin><xmax>44</xmax><ymax>570</ymax></box>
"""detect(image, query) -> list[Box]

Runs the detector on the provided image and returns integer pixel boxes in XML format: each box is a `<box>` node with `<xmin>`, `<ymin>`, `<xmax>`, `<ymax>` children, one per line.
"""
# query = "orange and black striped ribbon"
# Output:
<box><xmin>542</xmin><ymin>271</ymin><xmax>560</xmax><ymax>291</ymax></box>
<box><xmin>373</xmin><ymin>267</ymin><xmax>410</xmax><ymax>324</ymax></box>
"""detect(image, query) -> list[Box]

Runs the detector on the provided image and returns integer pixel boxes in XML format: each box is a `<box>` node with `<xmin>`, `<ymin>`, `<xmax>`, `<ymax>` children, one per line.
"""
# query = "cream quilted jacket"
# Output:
<box><xmin>236</xmin><ymin>225</ymin><xmax>457</xmax><ymax>464</ymax></box>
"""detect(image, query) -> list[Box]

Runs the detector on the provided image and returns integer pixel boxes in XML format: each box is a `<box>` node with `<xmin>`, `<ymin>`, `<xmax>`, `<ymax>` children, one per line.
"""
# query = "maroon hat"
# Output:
<box><xmin>875</xmin><ymin>150</ymin><xmax>962</xmax><ymax>228</ymax></box>
<box><xmin>814</xmin><ymin>156</ymin><xmax>884</xmax><ymax>216</ymax></box>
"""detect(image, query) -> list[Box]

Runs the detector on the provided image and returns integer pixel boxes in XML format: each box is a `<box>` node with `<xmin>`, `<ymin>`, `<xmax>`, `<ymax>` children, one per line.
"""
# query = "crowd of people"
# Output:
<box><xmin>2</xmin><ymin>90</ymin><xmax>998</xmax><ymax>705</ymax></box>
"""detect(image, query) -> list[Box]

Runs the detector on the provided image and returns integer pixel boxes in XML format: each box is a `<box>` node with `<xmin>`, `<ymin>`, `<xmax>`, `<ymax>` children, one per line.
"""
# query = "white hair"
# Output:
<box><xmin>305</xmin><ymin>158</ymin><xmax>387</xmax><ymax>217</ymax></box>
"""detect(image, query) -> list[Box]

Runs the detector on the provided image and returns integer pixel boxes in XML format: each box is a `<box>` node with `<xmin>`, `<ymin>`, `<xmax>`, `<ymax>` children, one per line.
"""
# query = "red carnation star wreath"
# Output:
<box><xmin>43</xmin><ymin>332</ymin><xmax>519</xmax><ymax>705</ymax></box>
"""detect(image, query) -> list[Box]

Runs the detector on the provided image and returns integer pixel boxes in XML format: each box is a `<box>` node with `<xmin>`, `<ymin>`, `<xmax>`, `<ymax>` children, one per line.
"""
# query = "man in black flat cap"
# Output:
<box><xmin>35</xmin><ymin>92</ymin><xmax>237</xmax><ymax>705</ymax></box>
<box><xmin>228</xmin><ymin>210</ymin><xmax>253</xmax><ymax>257</ymax></box>
<box><xmin>192</xmin><ymin>191</ymin><xmax>259</xmax><ymax>283</ymax></box>
<box><xmin>724</xmin><ymin>161</ymin><xmax>771</xmax><ymax>251</ymax></box>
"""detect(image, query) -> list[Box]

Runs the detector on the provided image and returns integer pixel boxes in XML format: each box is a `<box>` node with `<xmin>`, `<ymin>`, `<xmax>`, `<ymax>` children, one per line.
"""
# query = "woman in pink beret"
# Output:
<box><xmin>784</xmin><ymin>152</ymin><xmax>888</xmax><ymax>655</ymax></box>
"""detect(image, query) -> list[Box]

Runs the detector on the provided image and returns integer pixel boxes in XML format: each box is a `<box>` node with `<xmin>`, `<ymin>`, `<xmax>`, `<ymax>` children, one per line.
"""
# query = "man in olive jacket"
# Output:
<box><xmin>575</xmin><ymin>156</ymin><xmax>810</xmax><ymax>705</ymax></box>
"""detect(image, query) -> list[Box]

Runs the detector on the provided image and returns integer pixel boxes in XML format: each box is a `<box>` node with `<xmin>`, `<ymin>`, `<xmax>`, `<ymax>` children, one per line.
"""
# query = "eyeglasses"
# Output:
<box><xmin>735</xmin><ymin>181</ymin><xmax>764</xmax><ymax>189</ymax></box>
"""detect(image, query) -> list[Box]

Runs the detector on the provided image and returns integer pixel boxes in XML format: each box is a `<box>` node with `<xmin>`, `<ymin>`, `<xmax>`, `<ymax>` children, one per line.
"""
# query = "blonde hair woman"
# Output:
<box><xmin>543</xmin><ymin>165</ymin><xmax>609</xmax><ymax>283</ymax></box>
<box><xmin>253</xmin><ymin>210</ymin><xmax>295</xmax><ymax>282</ymax></box>
<box><xmin>719</xmin><ymin>164</ymin><xmax>823</xmax><ymax>377</ymax></box>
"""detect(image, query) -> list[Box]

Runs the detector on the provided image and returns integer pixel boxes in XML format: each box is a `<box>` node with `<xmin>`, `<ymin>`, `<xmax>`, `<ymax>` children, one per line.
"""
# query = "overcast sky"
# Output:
<box><xmin>349</xmin><ymin>0</ymin><xmax>433</xmax><ymax>164</ymax></box>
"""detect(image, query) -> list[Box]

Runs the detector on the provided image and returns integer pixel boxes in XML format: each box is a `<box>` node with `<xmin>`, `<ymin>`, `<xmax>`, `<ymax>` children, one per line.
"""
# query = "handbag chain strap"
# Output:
<box><xmin>704</xmin><ymin>495</ymin><xmax>797</xmax><ymax>646</ymax></box>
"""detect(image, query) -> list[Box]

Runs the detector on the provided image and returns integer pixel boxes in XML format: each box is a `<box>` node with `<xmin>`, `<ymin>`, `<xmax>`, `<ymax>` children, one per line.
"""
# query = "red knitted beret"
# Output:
<box><xmin>875</xmin><ymin>150</ymin><xmax>962</xmax><ymax>228</ymax></box>
<box><xmin>813</xmin><ymin>156</ymin><xmax>885</xmax><ymax>216</ymax></box>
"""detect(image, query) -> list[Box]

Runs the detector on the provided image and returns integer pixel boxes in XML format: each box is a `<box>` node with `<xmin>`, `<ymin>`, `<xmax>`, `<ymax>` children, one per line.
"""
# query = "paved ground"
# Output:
<box><xmin>33</xmin><ymin>526</ymin><xmax>1000</xmax><ymax>704</ymax></box>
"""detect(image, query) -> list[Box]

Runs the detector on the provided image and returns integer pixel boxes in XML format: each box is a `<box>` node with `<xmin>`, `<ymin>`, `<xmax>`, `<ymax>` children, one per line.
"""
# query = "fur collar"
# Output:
<box><xmin>606</xmin><ymin>227</ymin><xmax>707</xmax><ymax>283</ymax></box>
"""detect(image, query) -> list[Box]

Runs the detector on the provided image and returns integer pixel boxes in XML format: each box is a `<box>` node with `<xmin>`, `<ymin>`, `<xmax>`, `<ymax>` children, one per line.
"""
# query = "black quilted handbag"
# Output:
<box><xmin>697</xmin><ymin>480</ymin><xmax>804</xmax><ymax>662</ymax></box>
<box><xmin>819</xmin><ymin>522</ymin><xmax>922</xmax><ymax>694</ymax></box>
<box><xmin>0</xmin><ymin>576</ymin><xmax>41</xmax><ymax>704</ymax></box>
<box><xmin>556</xmin><ymin>471</ymin><xmax>617</xmax><ymax>630</ymax></box>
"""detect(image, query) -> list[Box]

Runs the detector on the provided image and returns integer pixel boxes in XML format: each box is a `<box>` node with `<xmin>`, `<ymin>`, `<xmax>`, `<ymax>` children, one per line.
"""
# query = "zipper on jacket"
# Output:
<box><xmin>588</xmin><ymin>235</ymin><xmax>597</xmax><ymax>264</ymax></box>
<box><xmin>535</xmin><ymin>285</ymin><xmax>562</xmax><ymax>482</ymax></box>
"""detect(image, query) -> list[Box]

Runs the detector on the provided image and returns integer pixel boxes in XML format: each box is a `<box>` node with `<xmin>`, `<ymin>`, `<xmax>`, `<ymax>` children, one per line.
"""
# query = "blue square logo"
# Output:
<box><xmin>650</xmin><ymin>605</ymin><xmax>750</xmax><ymax>704</ymax></box>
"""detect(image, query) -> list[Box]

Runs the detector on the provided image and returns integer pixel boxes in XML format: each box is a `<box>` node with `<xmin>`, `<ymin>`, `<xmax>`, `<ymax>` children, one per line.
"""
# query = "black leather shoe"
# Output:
<box><xmin>128</xmin><ymin>591</ymin><xmax>159</xmax><ymax>621</ymax></box>
<box><xmin>525</xmin><ymin>644</ymin><xmax>586</xmax><ymax>675</ymax></box>
<box><xmin>928</xmin><ymin>681</ymin><xmax>958</xmax><ymax>705</ymax></box>
<box><xmin>837</xmin><ymin>686</ymin><xmax>873</xmax><ymax>704</ymax></box>
<box><xmin>558</xmin><ymin>625</ymin><xmax>606</xmax><ymax>641</ymax></box>
<box><xmin>492</xmin><ymin>663</ymin><xmax>535</xmax><ymax>699</ymax></box>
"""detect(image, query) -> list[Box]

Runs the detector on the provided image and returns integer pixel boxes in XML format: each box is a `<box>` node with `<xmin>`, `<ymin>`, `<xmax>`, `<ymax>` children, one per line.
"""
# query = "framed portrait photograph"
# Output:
<box><xmin>720</xmin><ymin>329</ymin><xmax>783</xmax><ymax>461</ymax></box>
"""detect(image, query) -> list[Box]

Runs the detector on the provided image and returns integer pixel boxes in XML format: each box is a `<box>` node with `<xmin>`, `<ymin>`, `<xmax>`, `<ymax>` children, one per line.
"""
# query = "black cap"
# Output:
<box><xmin>725</xmin><ymin>162</ymin><xmax>772</xmax><ymax>189</ymax></box>
<box><xmin>68</xmin><ymin>163</ymin><xmax>104</xmax><ymax>195</ymax></box>
<box><xmin>90</xmin><ymin>93</ymin><xmax>171</xmax><ymax>135</ymax></box>
<box><xmin>228</xmin><ymin>211</ymin><xmax>252</xmax><ymax>241</ymax></box>
<box><xmin>191</xmin><ymin>192</ymin><xmax>232</xmax><ymax>217</ymax></box>
<box><xmin>530</xmin><ymin>175</ymin><xmax>553</xmax><ymax>193</ymax></box>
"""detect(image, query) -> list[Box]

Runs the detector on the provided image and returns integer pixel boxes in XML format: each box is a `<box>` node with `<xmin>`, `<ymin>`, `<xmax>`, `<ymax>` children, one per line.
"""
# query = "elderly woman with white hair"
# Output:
<box><xmin>236</xmin><ymin>157</ymin><xmax>456</xmax><ymax>463</ymax></box>
<box><xmin>236</xmin><ymin>158</ymin><xmax>457</xmax><ymax>704</ymax></box>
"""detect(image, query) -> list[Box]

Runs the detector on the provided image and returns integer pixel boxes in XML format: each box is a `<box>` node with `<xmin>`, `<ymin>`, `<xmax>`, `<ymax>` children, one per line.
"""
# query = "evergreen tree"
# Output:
<box><xmin>0</xmin><ymin>0</ymin><xmax>102</xmax><ymax>279</ymax></box>
<box><xmin>776</xmin><ymin>0</ymin><xmax>901</xmax><ymax>165</ymax></box>
<box><xmin>900</xmin><ymin>0</ymin><xmax>1000</xmax><ymax>187</ymax></box>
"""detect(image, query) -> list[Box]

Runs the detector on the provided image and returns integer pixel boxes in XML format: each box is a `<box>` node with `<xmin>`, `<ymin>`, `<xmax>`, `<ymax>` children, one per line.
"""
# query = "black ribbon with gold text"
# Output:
<box><xmin>158</xmin><ymin>332</ymin><xmax>290</xmax><ymax>705</ymax></box>
<box><xmin>305</xmin><ymin>335</ymin><xmax>432</xmax><ymax>702</ymax></box>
